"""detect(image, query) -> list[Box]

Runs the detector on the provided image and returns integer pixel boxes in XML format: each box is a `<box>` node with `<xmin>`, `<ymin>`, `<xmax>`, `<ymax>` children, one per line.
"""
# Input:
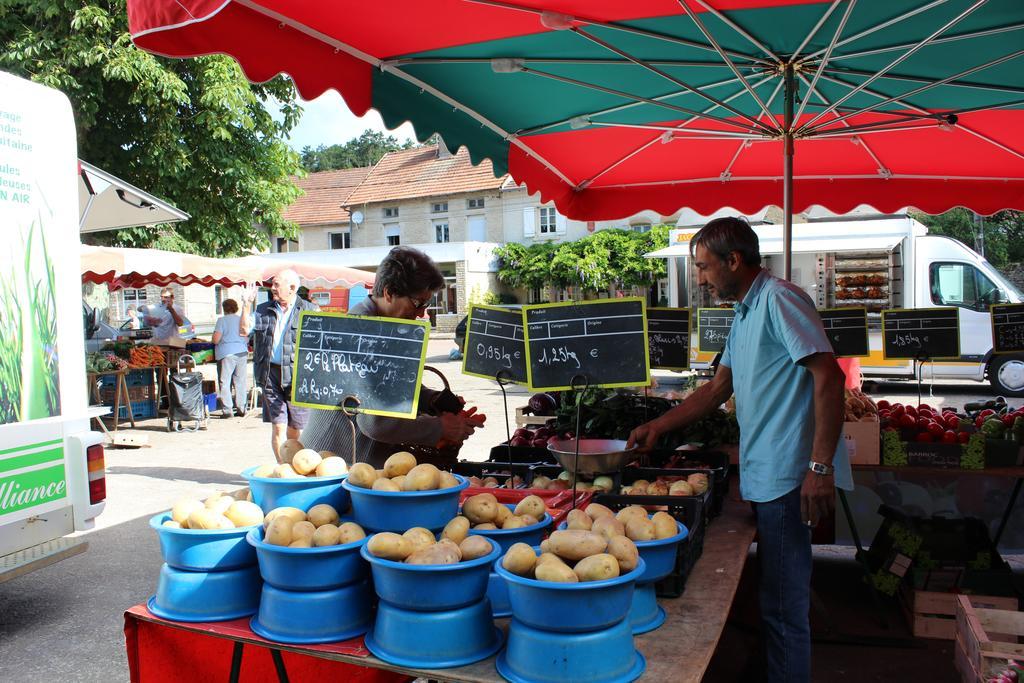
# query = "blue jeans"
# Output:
<box><xmin>752</xmin><ymin>485</ymin><xmax>812</xmax><ymax>683</ymax></box>
<box><xmin>218</xmin><ymin>353</ymin><xmax>248</xmax><ymax>415</ymax></box>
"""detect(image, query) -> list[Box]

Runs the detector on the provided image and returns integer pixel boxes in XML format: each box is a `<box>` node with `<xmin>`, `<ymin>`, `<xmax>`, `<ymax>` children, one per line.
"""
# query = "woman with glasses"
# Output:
<box><xmin>300</xmin><ymin>246</ymin><xmax>479</xmax><ymax>467</ymax></box>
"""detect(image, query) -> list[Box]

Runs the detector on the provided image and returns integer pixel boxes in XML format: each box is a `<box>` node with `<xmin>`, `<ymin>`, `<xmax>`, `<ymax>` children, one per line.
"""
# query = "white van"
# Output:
<box><xmin>652</xmin><ymin>217</ymin><xmax>1024</xmax><ymax>396</ymax></box>
<box><xmin>0</xmin><ymin>73</ymin><xmax>106</xmax><ymax>579</ymax></box>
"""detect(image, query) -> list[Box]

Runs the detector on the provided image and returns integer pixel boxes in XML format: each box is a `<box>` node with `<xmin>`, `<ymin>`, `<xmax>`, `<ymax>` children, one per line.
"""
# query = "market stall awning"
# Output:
<box><xmin>233</xmin><ymin>254</ymin><xmax>376</xmax><ymax>290</ymax></box>
<box><xmin>79</xmin><ymin>161</ymin><xmax>189</xmax><ymax>234</ymax></box>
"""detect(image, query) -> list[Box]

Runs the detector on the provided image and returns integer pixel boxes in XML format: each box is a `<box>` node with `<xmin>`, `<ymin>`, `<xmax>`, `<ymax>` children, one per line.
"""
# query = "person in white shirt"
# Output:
<box><xmin>144</xmin><ymin>288</ymin><xmax>187</xmax><ymax>345</ymax></box>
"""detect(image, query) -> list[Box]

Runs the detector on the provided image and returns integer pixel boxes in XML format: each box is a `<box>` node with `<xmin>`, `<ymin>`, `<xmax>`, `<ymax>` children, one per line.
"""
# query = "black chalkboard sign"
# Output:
<box><xmin>697</xmin><ymin>308</ymin><xmax>735</xmax><ymax>353</ymax></box>
<box><xmin>882</xmin><ymin>308</ymin><xmax>960</xmax><ymax>360</ymax></box>
<box><xmin>290</xmin><ymin>312</ymin><xmax>429</xmax><ymax>418</ymax></box>
<box><xmin>819</xmin><ymin>307</ymin><xmax>869</xmax><ymax>358</ymax></box>
<box><xmin>647</xmin><ymin>307</ymin><xmax>691</xmax><ymax>370</ymax></box>
<box><xmin>523</xmin><ymin>298</ymin><xmax>650</xmax><ymax>391</ymax></box>
<box><xmin>461</xmin><ymin>304</ymin><xmax>527</xmax><ymax>383</ymax></box>
<box><xmin>991</xmin><ymin>303</ymin><xmax>1024</xmax><ymax>354</ymax></box>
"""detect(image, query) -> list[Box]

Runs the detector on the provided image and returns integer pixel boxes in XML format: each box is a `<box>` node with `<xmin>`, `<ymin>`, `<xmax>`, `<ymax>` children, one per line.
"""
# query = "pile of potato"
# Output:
<box><xmin>252</xmin><ymin>439</ymin><xmax>349</xmax><ymax>479</ymax></box>
<box><xmin>365</xmin><ymin>519</ymin><xmax>494</xmax><ymax>565</ymax></box>
<box><xmin>528</xmin><ymin>472</ymin><xmax>614</xmax><ymax>492</ymax></box>
<box><xmin>460</xmin><ymin>493</ymin><xmax>546</xmax><ymax>530</ymax></box>
<box><xmin>500</xmin><ymin>503</ymin><xmax>678</xmax><ymax>583</ymax></box>
<box><xmin>621</xmin><ymin>473</ymin><xmax>709</xmax><ymax>496</ymax></box>
<box><xmin>262</xmin><ymin>503</ymin><xmax>367</xmax><ymax>548</ymax></box>
<box><xmin>163</xmin><ymin>492</ymin><xmax>265</xmax><ymax>530</ymax></box>
<box><xmin>466</xmin><ymin>475</ymin><xmax>523</xmax><ymax>488</ymax></box>
<box><xmin>347</xmin><ymin>452</ymin><xmax>461</xmax><ymax>492</ymax></box>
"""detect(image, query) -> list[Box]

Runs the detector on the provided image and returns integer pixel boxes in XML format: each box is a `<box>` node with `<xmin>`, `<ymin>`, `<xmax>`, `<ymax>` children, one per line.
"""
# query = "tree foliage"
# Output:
<box><xmin>0</xmin><ymin>0</ymin><xmax>305</xmax><ymax>256</ymax></box>
<box><xmin>494</xmin><ymin>226</ymin><xmax>670</xmax><ymax>294</ymax></box>
<box><xmin>913</xmin><ymin>209</ymin><xmax>1024</xmax><ymax>268</ymax></box>
<box><xmin>300</xmin><ymin>130</ymin><xmax>415</xmax><ymax>172</ymax></box>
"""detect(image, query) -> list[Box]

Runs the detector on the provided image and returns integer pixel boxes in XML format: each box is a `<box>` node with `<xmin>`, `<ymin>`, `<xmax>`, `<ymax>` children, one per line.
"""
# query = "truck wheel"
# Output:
<box><xmin>988</xmin><ymin>355</ymin><xmax>1024</xmax><ymax>397</ymax></box>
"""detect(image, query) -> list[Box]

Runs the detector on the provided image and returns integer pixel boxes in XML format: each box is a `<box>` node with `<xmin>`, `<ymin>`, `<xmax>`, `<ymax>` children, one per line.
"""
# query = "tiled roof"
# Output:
<box><xmin>282</xmin><ymin>167</ymin><xmax>373</xmax><ymax>226</ymax></box>
<box><xmin>346</xmin><ymin>145</ymin><xmax>508</xmax><ymax>206</ymax></box>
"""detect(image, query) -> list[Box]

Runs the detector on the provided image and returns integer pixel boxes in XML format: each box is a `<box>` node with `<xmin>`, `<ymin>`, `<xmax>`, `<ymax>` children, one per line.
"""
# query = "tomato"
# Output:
<box><xmin>878</xmin><ymin>409</ymin><xmax>891</xmax><ymax>420</ymax></box>
<box><xmin>941</xmin><ymin>430</ymin><xmax>958</xmax><ymax>444</ymax></box>
<box><xmin>917</xmin><ymin>417</ymin><xmax>932</xmax><ymax>430</ymax></box>
<box><xmin>958</xmin><ymin>431</ymin><xmax>971</xmax><ymax>444</ymax></box>
<box><xmin>1002</xmin><ymin>414</ymin><xmax>1016</xmax><ymax>427</ymax></box>
<box><xmin>927</xmin><ymin>422</ymin><xmax>945</xmax><ymax>437</ymax></box>
<box><xmin>976</xmin><ymin>415</ymin><xmax>987</xmax><ymax>429</ymax></box>
<box><xmin>979</xmin><ymin>409</ymin><xmax>996</xmax><ymax>420</ymax></box>
<box><xmin>877</xmin><ymin>399</ymin><xmax>891</xmax><ymax>410</ymax></box>
<box><xmin>916</xmin><ymin>432</ymin><xmax>933</xmax><ymax>442</ymax></box>
<box><xmin>905</xmin><ymin>405</ymin><xmax>918</xmax><ymax>418</ymax></box>
<box><xmin>891</xmin><ymin>404</ymin><xmax>906</xmax><ymax>418</ymax></box>
<box><xmin>919</xmin><ymin>403</ymin><xmax>933</xmax><ymax>413</ymax></box>
<box><xmin>944</xmin><ymin>414</ymin><xmax>960</xmax><ymax>430</ymax></box>
<box><xmin>899</xmin><ymin>414</ymin><xmax>917</xmax><ymax>429</ymax></box>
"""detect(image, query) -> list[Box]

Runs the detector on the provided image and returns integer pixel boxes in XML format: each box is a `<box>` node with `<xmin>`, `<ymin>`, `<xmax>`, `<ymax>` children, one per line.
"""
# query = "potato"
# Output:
<box><xmin>162</xmin><ymin>520</ymin><xmax>182</xmax><ymax>528</ymax></box>
<box><xmin>306</xmin><ymin>504</ymin><xmax>340</xmax><ymax>528</ymax></box>
<box><xmin>473</xmin><ymin>523</ymin><xmax>497</xmax><ymax>530</ymax></box>
<box><xmin>402</xmin><ymin>527</ymin><xmax>436</xmax><ymax>552</ymax></box>
<box><xmin>669</xmin><ymin>480</ymin><xmax>694</xmax><ymax>496</ymax></box>
<box><xmin>376</xmin><ymin>469</ymin><xmax>386</xmax><ymax>478</ymax></box>
<box><xmin>631</xmin><ymin>479</ymin><xmax>650</xmax><ymax>492</ymax></box>
<box><xmin>383</xmin><ymin>451</ymin><xmax>417</xmax><ymax>478</ymax></box>
<box><xmin>566</xmin><ymin>509</ymin><xmax>593</xmax><ymax>531</ymax></box>
<box><xmin>204</xmin><ymin>492</ymin><xmax>234</xmax><ymax>514</ymax></box>
<box><xmin>459</xmin><ymin>536</ymin><xmax>493</xmax><ymax>561</ymax></box>
<box><xmin>252</xmin><ymin>463</ymin><xmax>277</xmax><ymax>478</ymax></box>
<box><xmin>492</xmin><ymin>503</ymin><xmax>512</xmax><ymax>526</ymax></box>
<box><xmin>519</xmin><ymin>514</ymin><xmax>540</xmax><ymax>527</ymax></box>
<box><xmin>607</xmin><ymin>535</ymin><xmax>639</xmax><ymax>572</ymax></box>
<box><xmin>436</xmin><ymin>538</ymin><xmax>463</xmax><ymax>560</ymax></box>
<box><xmin>405</xmin><ymin>543</ymin><xmax>460</xmax><ymax>565</ymax></box>
<box><xmin>312</xmin><ymin>523</ymin><xmax>341</xmax><ymax>547</ymax></box>
<box><xmin>615</xmin><ymin>505</ymin><xmax>648</xmax><ymax>525</ymax></box>
<box><xmin>535</xmin><ymin>560</ymin><xmax>579</xmax><ymax>583</ymax></box>
<box><xmin>574</xmin><ymin>553</ymin><xmax>620</xmax><ymax>582</ymax></box>
<box><xmin>536</xmin><ymin>552</ymin><xmax>565</xmax><ymax>567</ymax></box>
<box><xmin>390</xmin><ymin>475</ymin><xmax>406</xmax><ymax>489</ymax></box>
<box><xmin>547</xmin><ymin>530</ymin><xmax>608</xmax><ymax>562</ymax></box>
<box><xmin>502</xmin><ymin>543</ymin><xmax>538</xmax><ymax>576</ymax></box>
<box><xmin>591</xmin><ymin>516</ymin><xmax>626</xmax><ymax>540</ymax></box>
<box><xmin>625</xmin><ymin>517</ymin><xmax>657</xmax><ymax>542</ymax></box>
<box><xmin>273</xmin><ymin>463</ymin><xmax>303</xmax><ymax>479</ymax></box>
<box><xmin>347</xmin><ymin>462</ymin><xmax>378</xmax><ymax>489</ymax></box>
<box><xmin>442</xmin><ymin>516</ymin><xmax>470</xmax><ymax>544</ymax></box>
<box><xmin>539</xmin><ymin>538</ymin><xmax>552</xmax><ymax>553</ymax></box>
<box><xmin>291</xmin><ymin>520</ymin><xmax>316</xmax><ymax>541</ymax></box>
<box><xmin>629</xmin><ymin>482</ymin><xmax>648</xmax><ymax>495</ymax></box>
<box><xmin>367</xmin><ymin>532</ymin><xmax>413</xmax><ymax>561</ymax></box>
<box><xmin>187</xmin><ymin>508</ymin><xmax>230</xmax><ymax>530</ymax></box>
<box><xmin>224</xmin><ymin>500</ymin><xmax>265</xmax><ymax>528</ymax></box>
<box><xmin>315</xmin><ymin>456</ymin><xmax>348</xmax><ymax>477</ymax></box>
<box><xmin>246</xmin><ymin>490</ymin><xmax>253</xmax><ymax>502</ymax></box>
<box><xmin>264</xmin><ymin>507</ymin><xmax>305</xmax><ymax>528</ymax></box>
<box><xmin>531</xmin><ymin>475</ymin><xmax>552</xmax><ymax>489</ymax></box>
<box><xmin>648</xmin><ymin>481</ymin><xmax>669</xmax><ymax>497</ymax></box>
<box><xmin>279</xmin><ymin>439</ymin><xmax>304</xmax><ymax>464</ymax></box>
<box><xmin>501</xmin><ymin>516</ymin><xmax>527</xmax><ymax>530</ymax></box>
<box><xmin>514</xmin><ymin>495</ymin><xmax>545</xmax><ymax>520</ymax></box>
<box><xmin>338</xmin><ymin>522</ymin><xmax>366</xmax><ymax>544</ymax></box>
<box><xmin>320</xmin><ymin>450</ymin><xmax>338</xmax><ymax>460</ymax></box>
<box><xmin>686</xmin><ymin>473</ymin><xmax>709</xmax><ymax>494</ymax></box>
<box><xmin>438</xmin><ymin>471</ymin><xmax>461</xmax><ymax>489</ymax></box>
<box><xmin>171</xmin><ymin>498</ymin><xmax>204</xmax><ymax>527</ymax></box>
<box><xmin>289</xmin><ymin>538</ymin><xmax>312</xmax><ymax>548</ymax></box>
<box><xmin>265</xmin><ymin>516</ymin><xmax>295</xmax><ymax>546</ymax></box>
<box><xmin>291</xmin><ymin>449</ymin><xmax>323</xmax><ymax>475</ymax></box>
<box><xmin>372</xmin><ymin>477</ymin><xmax>401</xmax><ymax>492</ymax></box>
<box><xmin>652</xmin><ymin>511</ymin><xmax>678</xmax><ymax>539</ymax></box>
<box><xmin>584</xmin><ymin>503</ymin><xmax>615</xmax><ymax>520</ymax></box>
<box><xmin>482</xmin><ymin>477</ymin><xmax>500</xmax><ymax>488</ymax></box>
<box><xmin>462</xmin><ymin>493</ymin><xmax>498</xmax><ymax>525</ymax></box>
<box><xmin>402</xmin><ymin>463</ymin><xmax>441</xmax><ymax>491</ymax></box>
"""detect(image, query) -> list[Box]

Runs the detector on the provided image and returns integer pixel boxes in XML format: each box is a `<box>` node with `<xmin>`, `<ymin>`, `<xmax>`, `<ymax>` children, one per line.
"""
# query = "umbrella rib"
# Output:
<box><xmin>793</xmin><ymin>0</ymin><xmax>858</xmax><ymax>124</ymax></box>
<box><xmin>823</xmin><ymin>21</ymin><xmax>1024</xmax><ymax>64</ymax></box>
<box><xmin>791</xmin><ymin>1</ymin><xmax>842</xmax><ymax>62</ymax></box>
<box><xmin>690</xmin><ymin>0</ymin><xmax>781</xmax><ymax>64</ymax></box>
<box><xmin>463</xmin><ymin>0</ymin><xmax>771</xmax><ymax>65</ymax></box>
<box><xmin>798</xmin><ymin>0</ymin><xmax>988</xmax><ymax>133</ymax></box>
<box><xmin>796</xmin><ymin>73</ymin><xmax>890</xmax><ymax>175</ymax></box>
<box><xmin>571</xmin><ymin>26</ymin><xmax>776</xmax><ymax>134</ymax></box>
<box><xmin>820</xmin><ymin>65</ymin><xmax>1024</xmax><ymax>97</ymax></box>
<box><xmin>385</xmin><ymin>57</ymin><xmax>752</xmax><ymax>68</ymax></box>
<box><xmin>805</xmin><ymin>48</ymin><xmax>1024</xmax><ymax>134</ymax></box>
<box><xmin>676</xmin><ymin>0</ymin><xmax>776</xmax><ymax>122</ymax></box>
<box><xmin>595</xmin><ymin>173</ymin><xmax>1024</xmax><ymax>189</ymax></box>
<box><xmin>589</xmin><ymin>121</ymin><xmax>764</xmax><ymax>139</ymax></box>
<box><xmin>719</xmin><ymin>78</ymin><xmax>787</xmax><ymax>182</ymax></box>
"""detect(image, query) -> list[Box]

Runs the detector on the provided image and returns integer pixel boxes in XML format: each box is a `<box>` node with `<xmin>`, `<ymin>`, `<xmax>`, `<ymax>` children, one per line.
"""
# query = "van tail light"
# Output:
<box><xmin>86</xmin><ymin>443</ymin><xmax>106</xmax><ymax>504</ymax></box>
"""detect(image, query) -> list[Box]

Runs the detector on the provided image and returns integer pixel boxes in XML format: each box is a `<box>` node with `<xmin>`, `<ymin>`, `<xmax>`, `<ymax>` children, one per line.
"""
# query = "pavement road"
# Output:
<box><xmin>0</xmin><ymin>337</ymin><xmax>1009</xmax><ymax>681</ymax></box>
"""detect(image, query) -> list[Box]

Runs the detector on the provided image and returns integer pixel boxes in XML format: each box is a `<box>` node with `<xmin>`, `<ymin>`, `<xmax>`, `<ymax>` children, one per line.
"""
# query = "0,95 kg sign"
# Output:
<box><xmin>461</xmin><ymin>304</ymin><xmax>527</xmax><ymax>384</ymax></box>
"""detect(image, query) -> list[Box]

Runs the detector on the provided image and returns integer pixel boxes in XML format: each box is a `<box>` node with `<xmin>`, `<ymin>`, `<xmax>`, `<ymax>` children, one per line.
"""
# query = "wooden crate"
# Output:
<box><xmin>956</xmin><ymin>594</ymin><xmax>1024</xmax><ymax>682</ymax></box>
<box><xmin>899</xmin><ymin>583</ymin><xmax>1019</xmax><ymax>640</ymax></box>
<box><xmin>514</xmin><ymin>406</ymin><xmax>553</xmax><ymax>428</ymax></box>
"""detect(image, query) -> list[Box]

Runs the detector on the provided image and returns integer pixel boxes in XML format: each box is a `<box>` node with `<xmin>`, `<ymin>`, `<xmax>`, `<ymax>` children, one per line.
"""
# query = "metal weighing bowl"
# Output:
<box><xmin>546</xmin><ymin>439</ymin><xmax>636</xmax><ymax>476</ymax></box>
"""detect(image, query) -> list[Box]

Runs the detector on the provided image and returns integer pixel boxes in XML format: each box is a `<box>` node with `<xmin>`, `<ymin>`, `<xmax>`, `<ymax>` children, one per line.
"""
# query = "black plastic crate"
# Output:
<box><xmin>450</xmin><ymin>461</ymin><xmax>538</xmax><ymax>488</ymax></box>
<box><xmin>620</xmin><ymin>467</ymin><xmax>716</xmax><ymax>527</ymax></box>
<box><xmin>591</xmin><ymin>492</ymin><xmax>706</xmax><ymax>598</ymax></box>
<box><xmin>642</xmin><ymin>449</ymin><xmax>730</xmax><ymax>516</ymax></box>
<box><xmin>488</xmin><ymin>444</ymin><xmax>558</xmax><ymax>465</ymax></box>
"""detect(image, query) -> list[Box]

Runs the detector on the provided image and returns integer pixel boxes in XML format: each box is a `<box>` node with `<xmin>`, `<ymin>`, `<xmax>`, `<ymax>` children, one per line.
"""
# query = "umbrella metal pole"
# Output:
<box><xmin>495</xmin><ymin>370</ymin><xmax>515</xmax><ymax>489</ymax></box>
<box><xmin>783</xmin><ymin>63</ymin><xmax>795</xmax><ymax>282</ymax></box>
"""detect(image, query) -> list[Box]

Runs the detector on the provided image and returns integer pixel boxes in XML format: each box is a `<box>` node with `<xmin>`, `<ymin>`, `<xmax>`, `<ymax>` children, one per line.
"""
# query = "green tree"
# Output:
<box><xmin>299</xmin><ymin>130</ymin><xmax>415</xmax><ymax>172</ymax></box>
<box><xmin>913</xmin><ymin>209</ymin><xmax>1024</xmax><ymax>268</ymax></box>
<box><xmin>1</xmin><ymin>0</ymin><xmax>304</xmax><ymax>255</ymax></box>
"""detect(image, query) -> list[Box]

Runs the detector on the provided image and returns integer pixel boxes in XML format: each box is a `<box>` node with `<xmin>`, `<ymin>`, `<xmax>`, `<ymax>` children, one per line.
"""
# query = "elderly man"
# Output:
<box><xmin>144</xmin><ymin>287</ymin><xmax>187</xmax><ymax>345</ymax></box>
<box><xmin>241</xmin><ymin>269</ymin><xmax>317</xmax><ymax>462</ymax></box>
<box><xmin>628</xmin><ymin>217</ymin><xmax>851</xmax><ymax>683</ymax></box>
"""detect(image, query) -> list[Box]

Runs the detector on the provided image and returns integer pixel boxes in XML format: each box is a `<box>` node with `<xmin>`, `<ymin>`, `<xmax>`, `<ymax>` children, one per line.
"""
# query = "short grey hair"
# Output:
<box><xmin>690</xmin><ymin>217</ymin><xmax>761</xmax><ymax>267</ymax></box>
<box><xmin>373</xmin><ymin>246</ymin><xmax>444</xmax><ymax>298</ymax></box>
<box><xmin>274</xmin><ymin>268</ymin><xmax>300</xmax><ymax>289</ymax></box>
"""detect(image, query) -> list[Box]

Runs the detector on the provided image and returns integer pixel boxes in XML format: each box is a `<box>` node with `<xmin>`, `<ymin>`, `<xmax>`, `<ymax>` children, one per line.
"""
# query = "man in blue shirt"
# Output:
<box><xmin>629</xmin><ymin>217</ymin><xmax>850</xmax><ymax>683</ymax></box>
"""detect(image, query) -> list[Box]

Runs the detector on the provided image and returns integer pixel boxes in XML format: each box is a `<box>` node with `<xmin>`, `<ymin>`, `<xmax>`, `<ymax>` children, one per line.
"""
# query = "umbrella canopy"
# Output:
<box><xmin>128</xmin><ymin>1</ymin><xmax>1024</xmax><ymax>276</ymax></box>
<box><xmin>79</xmin><ymin>160</ymin><xmax>189</xmax><ymax>233</ymax></box>
<box><xmin>81</xmin><ymin>245</ymin><xmax>375</xmax><ymax>291</ymax></box>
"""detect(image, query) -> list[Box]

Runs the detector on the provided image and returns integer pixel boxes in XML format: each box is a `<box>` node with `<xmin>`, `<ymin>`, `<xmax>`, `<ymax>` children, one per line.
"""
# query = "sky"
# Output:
<box><xmin>281</xmin><ymin>91</ymin><xmax>417</xmax><ymax>151</ymax></box>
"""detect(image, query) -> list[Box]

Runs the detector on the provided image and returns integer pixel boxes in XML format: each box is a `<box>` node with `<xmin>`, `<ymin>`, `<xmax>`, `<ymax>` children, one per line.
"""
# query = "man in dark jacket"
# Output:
<box><xmin>240</xmin><ymin>269</ymin><xmax>317</xmax><ymax>463</ymax></box>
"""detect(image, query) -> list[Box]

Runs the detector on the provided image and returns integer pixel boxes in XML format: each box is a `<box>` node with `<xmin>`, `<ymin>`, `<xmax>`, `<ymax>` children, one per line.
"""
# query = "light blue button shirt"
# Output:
<box><xmin>720</xmin><ymin>270</ymin><xmax>853</xmax><ymax>503</ymax></box>
<box><xmin>269</xmin><ymin>303</ymin><xmax>291</xmax><ymax>364</ymax></box>
<box><xmin>213</xmin><ymin>314</ymin><xmax>253</xmax><ymax>360</ymax></box>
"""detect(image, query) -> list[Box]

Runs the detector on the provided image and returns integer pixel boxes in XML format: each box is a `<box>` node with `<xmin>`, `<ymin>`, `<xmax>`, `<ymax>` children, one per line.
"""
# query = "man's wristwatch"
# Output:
<box><xmin>808</xmin><ymin>461</ymin><xmax>834</xmax><ymax>476</ymax></box>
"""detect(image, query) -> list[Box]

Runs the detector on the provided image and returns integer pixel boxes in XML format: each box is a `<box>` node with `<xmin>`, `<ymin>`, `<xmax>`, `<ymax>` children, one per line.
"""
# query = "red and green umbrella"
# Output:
<box><xmin>128</xmin><ymin>0</ymin><xmax>1024</xmax><ymax>274</ymax></box>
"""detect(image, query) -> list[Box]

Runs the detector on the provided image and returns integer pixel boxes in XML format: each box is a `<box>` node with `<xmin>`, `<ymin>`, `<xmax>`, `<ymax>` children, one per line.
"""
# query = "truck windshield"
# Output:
<box><xmin>930</xmin><ymin>261</ymin><xmax>1021</xmax><ymax>309</ymax></box>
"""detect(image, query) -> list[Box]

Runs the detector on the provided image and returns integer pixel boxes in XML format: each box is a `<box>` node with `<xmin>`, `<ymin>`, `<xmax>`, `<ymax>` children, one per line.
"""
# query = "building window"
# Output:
<box><xmin>276</xmin><ymin>237</ymin><xmax>298</xmax><ymax>253</ymax></box>
<box><xmin>431</xmin><ymin>201</ymin><xmax>448</xmax><ymax>214</ymax></box>
<box><xmin>214</xmin><ymin>285</ymin><xmax>224</xmax><ymax>315</ymax></box>
<box><xmin>435</xmin><ymin>221</ymin><xmax>450</xmax><ymax>243</ymax></box>
<box><xmin>539</xmin><ymin>207</ymin><xmax>557</xmax><ymax>234</ymax></box>
<box><xmin>385</xmin><ymin>224</ymin><xmax>401</xmax><ymax>246</ymax></box>
<box><xmin>632</xmin><ymin>223</ymin><xmax>652</xmax><ymax>233</ymax></box>
<box><xmin>329</xmin><ymin>232</ymin><xmax>351</xmax><ymax>249</ymax></box>
<box><xmin>467</xmin><ymin>198</ymin><xmax>485</xmax><ymax>209</ymax></box>
<box><xmin>122</xmin><ymin>288</ymin><xmax>147</xmax><ymax>318</ymax></box>
<box><xmin>383</xmin><ymin>206</ymin><xmax>399</xmax><ymax>218</ymax></box>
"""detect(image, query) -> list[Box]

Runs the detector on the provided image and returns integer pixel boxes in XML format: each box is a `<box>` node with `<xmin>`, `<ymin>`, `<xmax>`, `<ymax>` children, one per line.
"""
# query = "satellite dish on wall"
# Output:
<box><xmin>351</xmin><ymin>210</ymin><xmax>364</xmax><ymax>225</ymax></box>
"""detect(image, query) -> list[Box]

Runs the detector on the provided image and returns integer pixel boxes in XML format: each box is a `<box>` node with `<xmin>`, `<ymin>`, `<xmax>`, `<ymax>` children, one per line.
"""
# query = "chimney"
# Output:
<box><xmin>437</xmin><ymin>139</ymin><xmax>453</xmax><ymax>159</ymax></box>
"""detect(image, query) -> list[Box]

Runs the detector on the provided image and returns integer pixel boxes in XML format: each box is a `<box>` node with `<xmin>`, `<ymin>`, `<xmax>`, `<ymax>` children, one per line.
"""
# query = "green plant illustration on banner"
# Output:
<box><xmin>0</xmin><ymin>216</ymin><xmax>61</xmax><ymax>425</ymax></box>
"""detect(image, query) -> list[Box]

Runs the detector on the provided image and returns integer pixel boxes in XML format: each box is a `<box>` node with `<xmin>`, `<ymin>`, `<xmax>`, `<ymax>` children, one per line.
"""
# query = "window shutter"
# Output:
<box><xmin>555</xmin><ymin>211</ymin><xmax>567</xmax><ymax>235</ymax></box>
<box><xmin>522</xmin><ymin>207</ymin><xmax>535</xmax><ymax>237</ymax></box>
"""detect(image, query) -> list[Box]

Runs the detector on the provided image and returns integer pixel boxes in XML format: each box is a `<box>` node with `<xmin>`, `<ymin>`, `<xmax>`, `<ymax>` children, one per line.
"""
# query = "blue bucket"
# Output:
<box><xmin>467</xmin><ymin>504</ymin><xmax>551</xmax><ymax>554</ymax></box>
<box><xmin>148</xmin><ymin>563</ymin><xmax>262</xmax><ymax>622</ymax></box>
<box><xmin>342</xmin><ymin>475</ymin><xmax>468</xmax><ymax>533</ymax></box>
<box><xmin>246</xmin><ymin>527</ymin><xmax>369</xmax><ymax>592</ymax></box>
<box><xmin>635</xmin><ymin>520</ymin><xmax>688</xmax><ymax>584</ymax></box>
<box><xmin>497</xmin><ymin>617</ymin><xmax>645</xmax><ymax>683</ymax></box>
<box><xmin>494</xmin><ymin>551</ymin><xmax>645</xmax><ymax>633</ymax></box>
<box><xmin>365</xmin><ymin>598</ymin><xmax>503</xmax><ymax>669</ymax></box>
<box><xmin>360</xmin><ymin>535</ymin><xmax>499</xmax><ymax>611</ymax></box>
<box><xmin>242</xmin><ymin>466</ymin><xmax>349</xmax><ymax>513</ymax></box>
<box><xmin>250</xmin><ymin>581</ymin><xmax>374</xmax><ymax>644</ymax></box>
<box><xmin>150</xmin><ymin>513</ymin><xmax>258</xmax><ymax>572</ymax></box>
<box><xmin>486</xmin><ymin>572</ymin><xmax>511</xmax><ymax>618</ymax></box>
<box><xmin>629</xmin><ymin>583</ymin><xmax>665</xmax><ymax>634</ymax></box>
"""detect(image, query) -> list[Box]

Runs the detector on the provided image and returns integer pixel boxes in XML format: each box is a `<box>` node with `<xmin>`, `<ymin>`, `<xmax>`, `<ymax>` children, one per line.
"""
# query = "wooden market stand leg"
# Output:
<box><xmin>228</xmin><ymin>641</ymin><xmax>291</xmax><ymax>683</ymax></box>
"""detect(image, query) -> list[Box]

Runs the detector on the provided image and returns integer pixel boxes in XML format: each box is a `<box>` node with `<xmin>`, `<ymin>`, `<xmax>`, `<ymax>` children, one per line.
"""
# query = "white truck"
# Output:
<box><xmin>0</xmin><ymin>73</ymin><xmax>106</xmax><ymax>580</ymax></box>
<box><xmin>652</xmin><ymin>217</ymin><xmax>1024</xmax><ymax>396</ymax></box>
